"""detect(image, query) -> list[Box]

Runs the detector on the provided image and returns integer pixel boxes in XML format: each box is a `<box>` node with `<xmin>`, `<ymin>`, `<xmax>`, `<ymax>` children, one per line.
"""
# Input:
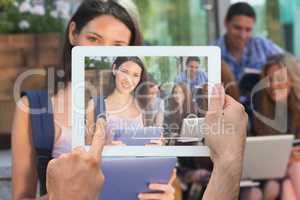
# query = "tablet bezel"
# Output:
<box><xmin>71</xmin><ymin>46</ymin><xmax>220</xmax><ymax>156</ymax></box>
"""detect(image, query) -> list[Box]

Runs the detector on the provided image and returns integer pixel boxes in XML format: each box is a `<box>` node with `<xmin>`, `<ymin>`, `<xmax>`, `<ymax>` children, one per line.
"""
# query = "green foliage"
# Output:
<box><xmin>0</xmin><ymin>0</ymin><xmax>13</xmax><ymax>7</ymax></box>
<box><xmin>143</xmin><ymin>57</ymin><xmax>180</xmax><ymax>84</ymax></box>
<box><xmin>135</xmin><ymin>0</ymin><xmax>207</xmax><ymax>45</ymax></box>
<box><xmin>0</xmin><ymin>0</ymin><xmax>65</xmax><ymax>33</ymax></box>
<box><xmin>266</xmin><ymin>0</ymin><xmax>285</xmax><ymax>48</ymax></box>
<box><xmin>85</xmin><ymin>57</ymin><xmax>112</xmax><ymax>70</ymax></box>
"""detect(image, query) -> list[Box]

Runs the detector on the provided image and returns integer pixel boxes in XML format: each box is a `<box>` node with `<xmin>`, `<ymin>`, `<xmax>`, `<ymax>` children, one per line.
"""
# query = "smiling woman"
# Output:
<box><xmin>85</xmin><ymin>57</ymin><xmax>149</xmax><ymax>143</ymax></box>
<box><xmin>253</xmin><ymin>54</ymin><xmax>300</xmax><ymax>137</ymax></box>
<box><xmin>105</xmin><ymin>57</ymin><xmax>149</xmax><ymax>109</ymax></box>
<box><xmin>68</xmin><ymin>15</ymin><xmax>132</xmax><ymax>46</ymax></box>
<box><xmin>10</xmin><ymin>1</ymin><xmax>144</xmax><ymax>199</ymax></box>
<box><xmin>57</xmin><ymin>0</ymin><xmax>143</xmax><ymax>94</ymax></box>
<box><xmin>252</xmin><ymin>54</ymin><xmax>300</xmax><ymax>200</ymax></box>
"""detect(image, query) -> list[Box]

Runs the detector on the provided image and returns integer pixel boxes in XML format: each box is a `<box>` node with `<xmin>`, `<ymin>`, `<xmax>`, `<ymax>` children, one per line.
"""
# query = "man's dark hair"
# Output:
<box><xmin>186</xmin><ymin>57</ymin><xmax>200</xmax><ymax>65</ymax></box>
<box><xmin>225</xmin><ymin>2</ymin><xmax>256</xmax><ymax>22</ymax></box>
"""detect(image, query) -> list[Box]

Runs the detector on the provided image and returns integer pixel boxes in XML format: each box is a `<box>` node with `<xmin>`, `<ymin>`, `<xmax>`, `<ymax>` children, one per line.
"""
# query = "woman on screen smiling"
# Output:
<box><xmin>86</xmin><ymin>56</ymin><xmax>150</xmax><ymax>145</ymax></box>
<box><xmin>11</xmin><ymin>1</ymin><xmax>174</xmax><ymax>200</ymax></box>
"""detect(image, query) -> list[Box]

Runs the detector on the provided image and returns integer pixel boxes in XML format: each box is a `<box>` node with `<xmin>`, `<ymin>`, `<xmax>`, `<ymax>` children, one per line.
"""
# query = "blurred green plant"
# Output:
<box><xmin>135</xmin><ymin>0</ymin><xmax>207</xmax><ymax>45</ymax></box>
<box><xmin>0</xmin><ymin>0</ymin><xmax>68</xmax><ymax>33</ymax></box>
<box><xmin>85</xmin><ymin>57</ymin><xmax>112</xmax><ymax>70</ymax></box>
<box><xmin>0</xmin><ymin>0</ymin><xmax>14</xmax><ymax>8</ymax></box>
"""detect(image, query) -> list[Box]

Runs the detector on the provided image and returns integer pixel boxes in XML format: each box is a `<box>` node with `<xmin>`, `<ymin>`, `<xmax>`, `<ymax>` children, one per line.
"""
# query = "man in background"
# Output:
<box><xmin>214</xmin><ymin>2</ymin><xmax>283</xmax><ymax>81</ymax></box>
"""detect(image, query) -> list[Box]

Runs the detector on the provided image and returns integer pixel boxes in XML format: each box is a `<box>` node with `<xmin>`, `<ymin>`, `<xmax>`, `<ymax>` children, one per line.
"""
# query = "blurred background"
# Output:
<box><xmin>1</xmin><ymin>0</ymin><xmax>299</xmax><ymax>141</ymax></box>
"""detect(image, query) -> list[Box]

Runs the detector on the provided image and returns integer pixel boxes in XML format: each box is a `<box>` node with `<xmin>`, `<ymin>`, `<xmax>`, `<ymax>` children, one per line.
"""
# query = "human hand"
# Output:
<box><xmin>202</xmin><ymin>85</ymin><xmax>247</xmax><ymax>200</ymax></box>
<box><xmin>204</xmin><ymin>84</ymin><xmax>247</xmax><ymax>166</ymax></box>
<box><xmin>138</xmin><ymin>170</ymin><xmax>176</xmax><ymax>200</ymax></box>
<box><xmin>111</xmin><ymin>140</ymin><xmax>127</xmax><ymax>146</ymax></box>
<box><xmin>46</xmin><ymin>118</ymin><xmax>106</xmax><ymax>200</ymax></box>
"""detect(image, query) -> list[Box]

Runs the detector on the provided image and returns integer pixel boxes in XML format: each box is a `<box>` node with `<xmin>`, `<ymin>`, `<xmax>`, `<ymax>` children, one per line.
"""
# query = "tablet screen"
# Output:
<box><xmin>72</xmin><ymin>46</ymin><xmax>220</xmax><ymax>156</ymax></box>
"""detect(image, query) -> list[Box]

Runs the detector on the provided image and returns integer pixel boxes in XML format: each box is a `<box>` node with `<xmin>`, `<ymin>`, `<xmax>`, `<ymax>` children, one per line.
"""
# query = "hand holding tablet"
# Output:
<box><xmin>46</xmin><ymin>117</ymin><xmax>177</xmax><ymax>200</ymax></box>
<box><xmin>46</xmin><ymin>118</ymin><xmax>106</xmax><ymax>200</ymax></box>
<box><xmin>203</xmin><ymin>85</ymin><xmax>247</xmax><ymax>164</ymax></box>
<box><xmin>47</xmin><ymin>83</ymin><xmax>248</xmax><ymax>200</ymax></box>
<box><xmin>100</xmin><ymin>157</ymin><xmax>177</xmax><ymax>200</ymax></box>
<box><xmin>202</xmin><ymin>85</ymin><xmax>248</xmax><ymax>200</ymax></box>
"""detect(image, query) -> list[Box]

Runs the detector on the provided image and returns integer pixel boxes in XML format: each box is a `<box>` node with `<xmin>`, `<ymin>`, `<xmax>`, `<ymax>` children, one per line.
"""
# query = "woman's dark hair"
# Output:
<box><xmin>164</xmin><ymin>82</ymin><xmax>195</xmax><ymax>134</ymax></box>
<box><xmin>225</xmin><ymin>2</ymin><xmax>256</xmax><ymax>22</ymax></box>
<box><xmin>54</xmin><ymin>0</ymin><xmax>143</xmax><ymax>93</ymax></box>
<box><xmin>105</xmin><ymin>56</ymin><xmax>149</xmax><ymax>109</ymax></box>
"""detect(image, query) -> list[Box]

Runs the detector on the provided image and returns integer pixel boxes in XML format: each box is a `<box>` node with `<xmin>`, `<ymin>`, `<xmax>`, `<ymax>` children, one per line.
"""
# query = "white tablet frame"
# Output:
<box><xmin>72</xmin><ymin>46</ymin><xmax>221</xmax><ymax>156</ymax></box>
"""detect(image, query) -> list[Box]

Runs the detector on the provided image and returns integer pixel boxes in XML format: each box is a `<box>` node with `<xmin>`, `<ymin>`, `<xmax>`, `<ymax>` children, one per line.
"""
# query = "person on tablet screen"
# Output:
<box><xmin>86</xmin><ymin>56</ymin><xmax>148</xmax><ymax>144</ymax></box>
<box><xmin>164</xmin><ymin>83</ymin><xmax>211</xmax><ymax>199</ymax></box>
<box><xmin>86</xmin><ymin>57</ymin><xmax>165</xmax><ymax>146</ymax></box>
<box><xmin>252</xmin><ymin>54</ymin><xmax>300</xmax><ymax>200</ymax></box>
<box><xmin>164</xmin><ymin>82</ymin><xmax>196</xmax><ymax>138</ymax></box>
<box><xmin>143</xmin><ymin>75</ymin><xmax>165</xmax><ymax>127</ymax></box>
<box><xmin>11</xmin><ymin>0</ymin><xmax>173</xmax><ymax>199</ymax></box>
<box><xmin>46</xmin><ymin>85</ymin><xmax>248</xmax><ymax>200</ymax></box>
<box><xmin>175</xmin><ymin>57</ymin><xmax>208</xmax><ymax>98</ymax></box>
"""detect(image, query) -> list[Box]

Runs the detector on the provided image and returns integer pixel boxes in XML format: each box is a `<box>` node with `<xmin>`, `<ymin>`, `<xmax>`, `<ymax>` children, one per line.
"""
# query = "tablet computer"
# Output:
<box><xmin>100</xmin><ymin>157</ymin><xmax>177</xmax><ymax>200</ymax></box>
<box><xmin>113</xmin><ymin>127</ymin><xmax>162</xmax><ymax>146</ymax></box>
<box><xmin>72</xmin><ymin>46</ymin><xmax>220</xmax><ymax>156</ymax></box>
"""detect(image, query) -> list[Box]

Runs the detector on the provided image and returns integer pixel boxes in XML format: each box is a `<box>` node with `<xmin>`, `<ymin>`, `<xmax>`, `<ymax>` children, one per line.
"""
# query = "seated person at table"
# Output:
<box><xmin>164</xmin><ymin>82</ymin><xmax>211</xmax><ymax>199</ymax></box>
<box><xmin>164</xmin><ymin>82</ymin><xmax>196</xmax><ymax>138</ymax></box>
<box><xmin>175</xmin><ymin>57</ymin><xmax>207</xmax><ymax>97</ymax></box>
<box><xmin>86</xmin><ymin>57</ymin><xmax>164</xmax><ymax>145</ymax></box>
<box><xmin>213</xmin><ymin>2</ymin><xmax>283</xmax><ymax>81</ymax></box>
<box><xmin>143</xmin><ymin>75</ymin><xmax>165</xmax><ymax>127</ymax></box>
<box><xmin>252</xmin><ymin>54</ymin><xmax>300</xmax><ymax>200</ymax></box>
